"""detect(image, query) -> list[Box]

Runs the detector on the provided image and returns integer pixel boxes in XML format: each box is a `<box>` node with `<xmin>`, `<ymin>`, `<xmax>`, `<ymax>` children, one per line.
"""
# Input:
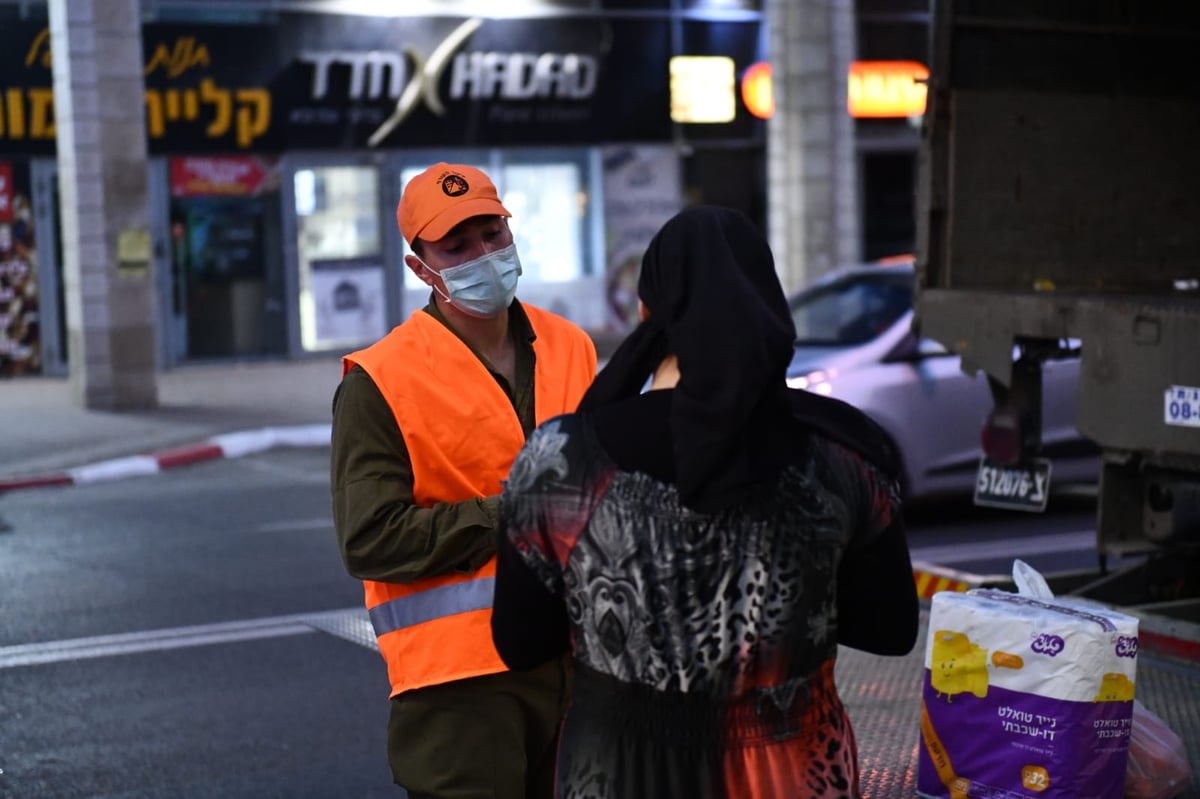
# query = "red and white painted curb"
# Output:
<box><xmin>912</xmin><ymin>560</ymin><xmax>1007</xmax><ymax>599</ymax></box>
<box><xmin>0</xmin><ymin>423</ymin><xmax>331</xmax><ymax>493</ymax></box>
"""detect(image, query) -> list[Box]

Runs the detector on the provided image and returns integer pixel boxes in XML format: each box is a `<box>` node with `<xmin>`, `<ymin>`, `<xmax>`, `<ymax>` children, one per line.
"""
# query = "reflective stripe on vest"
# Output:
<box><xmin>368</xmin><ymin>576</ymin><xmax>496</xmax><ymax>637</ymax></box>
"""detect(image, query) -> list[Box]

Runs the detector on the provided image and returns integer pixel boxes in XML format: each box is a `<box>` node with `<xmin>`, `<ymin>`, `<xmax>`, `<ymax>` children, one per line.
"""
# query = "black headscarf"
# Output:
<box><xmin>578</xmin><ymin>206</ymin><xmax>796</xmax><ymax>513</ymax></box>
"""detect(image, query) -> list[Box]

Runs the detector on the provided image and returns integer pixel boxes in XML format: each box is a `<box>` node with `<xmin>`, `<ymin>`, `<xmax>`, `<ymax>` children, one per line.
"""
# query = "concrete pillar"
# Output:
<box><xmin>50</xmin><ymin>0</ymin><xmax>157</xmax><ymax>409</ymax></box>
<box><xmin>766</xmin><ymin>0</ymin><xmax>860</xmax><ymax>294</ymax></box>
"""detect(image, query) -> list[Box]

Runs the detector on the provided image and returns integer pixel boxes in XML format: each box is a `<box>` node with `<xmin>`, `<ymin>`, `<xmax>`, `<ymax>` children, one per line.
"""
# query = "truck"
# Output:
<box><xmin>913</xmin><ymin>0</ymin><xmax>1200</xmax><ymax>623</ymax></box>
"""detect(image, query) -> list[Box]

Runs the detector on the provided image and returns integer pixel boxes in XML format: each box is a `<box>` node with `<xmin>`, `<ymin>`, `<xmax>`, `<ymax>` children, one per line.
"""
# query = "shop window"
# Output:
<box><xmin>400</xmin><ymin>151</ymin><xmax>589</xmax><ymax>290</ymax></box>
<box><xmin>399</xmin><ymin>161</ymin><xmax>490</xmax><ymax>292</ymax></box>
<box><xmin>501</xmin><ymin>160</ymin><xmax>585</xmax><ymax>283</ymax></box>
<box><xmin>295</xmin><ymin>165</ymin><xmax>386</xmax><ymax>352</ymax></box>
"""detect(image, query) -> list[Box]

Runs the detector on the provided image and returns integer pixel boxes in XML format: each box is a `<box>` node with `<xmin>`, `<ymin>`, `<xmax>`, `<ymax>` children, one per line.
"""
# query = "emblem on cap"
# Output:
<box><xmin>441</xmin><ymin>173</ymin><xmax>469</xmax><ymax>197</ymax></box>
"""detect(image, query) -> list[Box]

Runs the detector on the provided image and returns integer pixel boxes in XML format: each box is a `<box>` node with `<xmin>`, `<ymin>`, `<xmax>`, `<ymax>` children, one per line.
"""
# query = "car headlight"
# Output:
<box><xmin>786</xmin><ymin>369</ymin><xmax>836</xmax><ymax>395</ymax></box>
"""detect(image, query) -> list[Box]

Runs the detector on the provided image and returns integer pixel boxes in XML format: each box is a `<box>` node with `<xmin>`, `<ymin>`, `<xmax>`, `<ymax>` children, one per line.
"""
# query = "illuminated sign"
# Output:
<box><xmin>0</xmin><ymin>87</ymin><xmax>56</xmax><ymax>141</ymax></box>
<box><xmin>670</xmin><ymin>56</ymin><xmax>735</xmax><ymax>124</ymax></box>
<box><xmin>298</xmin><ymin>19</ymin><xmax>600</xmax><ymax>146</ymax></box>
<box><xmin>143</xmin><ymin>79</ymin><xmax>272</xmax><ymax>149</ymax></box>
<box><xmin>847</xmin><ymin>60</ymin><xmax>928</xmax><ymax>118</ymax></box>
<box><xmin>1</xmin><ymin>15</ymin><xmax>764</xmax><ymax>153</ymax></box>
<box><xmin>741</xmin><ymin>61</ymin><xmax>773</xmax><ymax>119</ymax></box>
<box><xmin>170</xmin><ymin>156</ymin><xmax>269</xmax><ymax>197</ymax></box>
<box><xmin>3</xmin><ymin>27</ymin><xmax>273</xmax><ymax>148</ymax></box>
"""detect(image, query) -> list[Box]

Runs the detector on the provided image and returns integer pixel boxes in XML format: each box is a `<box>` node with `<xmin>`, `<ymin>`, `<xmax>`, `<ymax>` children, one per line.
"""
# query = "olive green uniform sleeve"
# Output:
<box><xmin>331</xmin><ymin>366</ymin><xmax>500</xmax><ymax>582</ymax></box>
<box><xmin>330</xmin><ymin>300</ymin><xmax>538</xmax><ymax>584</ymax></box>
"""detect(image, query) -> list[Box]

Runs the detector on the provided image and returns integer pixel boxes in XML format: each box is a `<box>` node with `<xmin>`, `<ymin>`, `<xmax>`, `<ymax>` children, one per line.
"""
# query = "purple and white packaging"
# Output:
<box><xmin>918</xmin><ymin>588</ymin><xmax>1139</xmax><ymax>799</ymax></box>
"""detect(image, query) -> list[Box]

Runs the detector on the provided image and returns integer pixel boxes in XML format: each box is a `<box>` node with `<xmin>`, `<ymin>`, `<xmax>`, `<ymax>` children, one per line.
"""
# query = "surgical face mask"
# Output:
<box><xmin>423</xmin><ymin>243</ymin><xmax>522</xmax><ymax>318</ymax></box>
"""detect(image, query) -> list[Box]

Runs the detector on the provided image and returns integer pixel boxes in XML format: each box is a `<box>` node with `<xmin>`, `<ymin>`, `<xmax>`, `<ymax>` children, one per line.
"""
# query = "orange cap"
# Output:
<box><xmin>397</xmin><ymin>163</ymin><xmax>511</xmax><ymax>246</ymax></box>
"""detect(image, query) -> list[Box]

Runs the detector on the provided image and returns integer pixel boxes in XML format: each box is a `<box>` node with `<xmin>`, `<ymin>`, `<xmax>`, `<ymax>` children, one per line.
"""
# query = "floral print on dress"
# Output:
<box><xmin>501</xmin><ymin>411</ymin><xmax>899</xmax><ymax>799</ymax></box>
<box><xmin>504</xmin><ymin>413</ymin><xmax>895</xmax><ymax>694</ymax></box>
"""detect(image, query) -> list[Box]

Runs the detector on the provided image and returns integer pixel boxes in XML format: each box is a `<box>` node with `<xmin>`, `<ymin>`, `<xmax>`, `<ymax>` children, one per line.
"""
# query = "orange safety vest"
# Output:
<box><xmin>343</xmin><ymin>304</ymin><xmax>596</xmax><ymax>698</ymax></box>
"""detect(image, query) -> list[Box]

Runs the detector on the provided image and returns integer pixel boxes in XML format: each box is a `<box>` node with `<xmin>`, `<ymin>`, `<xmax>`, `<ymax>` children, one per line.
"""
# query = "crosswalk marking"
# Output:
<box><xmin>0</xmin><ymin>607</ymin><xmax>372</xmax><ymax>669</ymax></box>
<box><xmin>255</xmin><ymin>517</ymin><xmax>334</xmax><ymax>533</ymax></box>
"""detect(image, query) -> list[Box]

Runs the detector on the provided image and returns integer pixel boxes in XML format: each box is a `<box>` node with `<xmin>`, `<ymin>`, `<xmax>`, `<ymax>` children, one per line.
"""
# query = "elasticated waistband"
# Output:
<box><xmin>569</xmin><ymin>660</ymin><xmax>837</xmax><ymax>747</ymax></box>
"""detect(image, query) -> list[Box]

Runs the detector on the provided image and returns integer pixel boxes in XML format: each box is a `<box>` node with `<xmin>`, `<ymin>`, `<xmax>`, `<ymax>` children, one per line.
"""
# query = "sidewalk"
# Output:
<box><xmin>0</xmin><ymin>357</ymin><xmax>342</xmax><ymax>489</ymax></box>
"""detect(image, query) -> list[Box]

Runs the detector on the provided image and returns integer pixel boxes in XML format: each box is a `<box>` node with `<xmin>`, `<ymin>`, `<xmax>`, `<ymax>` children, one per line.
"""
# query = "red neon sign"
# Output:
<box><xmin>741</xmin><ymin>62</ymin><xmax>774</xmax><ymax>120</ymax></box>
<box><xmin>848</xmin><ymin>60</ymin><xmax>929</xmax><ymax>118</ymax></box>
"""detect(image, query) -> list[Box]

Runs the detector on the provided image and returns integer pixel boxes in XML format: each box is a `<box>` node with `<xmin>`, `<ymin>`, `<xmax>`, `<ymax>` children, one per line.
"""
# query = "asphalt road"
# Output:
<box><xmin>0</xmin><ymin>448</ymin><xmax>393</xmax><ymax>799</ymax></box>
<box><xmin>903</xmin><ymin>489</ymin><xmax>1104</xmax><ymax>578</ymax></box>
<box><xmin>0</xmin><ymin>448</ymin><xmax>1111</xmax><ymax>799</ymax></box>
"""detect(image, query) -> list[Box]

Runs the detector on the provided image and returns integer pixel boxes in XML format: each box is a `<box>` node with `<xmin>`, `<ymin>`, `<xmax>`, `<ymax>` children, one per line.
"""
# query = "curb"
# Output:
<box><xmin>1129</xmin><ymin>611</ymin><xmax>1200</xmax><ymax>665</ymax></box>
<box><xmin>912</xmin><ymin>560</ymin><xmax>1008</xmax><ymax>599</ymax></box>
<box><xmin>0</xmin><ymin>423</ymin><xmax>331</xmax><ymax>494</ymax></box>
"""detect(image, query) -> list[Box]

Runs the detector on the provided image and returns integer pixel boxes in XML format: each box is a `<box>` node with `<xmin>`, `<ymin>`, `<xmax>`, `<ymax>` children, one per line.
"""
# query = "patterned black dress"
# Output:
<box><xmin>494</xmin><ymin>399</ymin><xmax>902</xmax><ymax>799</ymax></box>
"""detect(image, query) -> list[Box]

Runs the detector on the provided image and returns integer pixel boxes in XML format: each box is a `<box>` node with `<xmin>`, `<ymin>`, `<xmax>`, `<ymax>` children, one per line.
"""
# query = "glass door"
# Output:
<box><xmin>287</xmin><ymin>161</ymin><xmax>386</xmax><ymax>354</ymax></box>
<box><xmin>394</xmin><ymin>152</ymin><xmax>489</xmax><ymax>318</ymax></box>
<box><xmin>391</xmin><ymin>148</ymin><xmax>605</xmax><ymax>329</ymax></box>
<box><xmin>162</xmin><ymin>156</ymin><xmax>287</xmax><ymax>362</ymax></box>
<box><xmin>170</xmin><ymin>195</ymin><xmax>285</xmax><ymax>358</ymax></box>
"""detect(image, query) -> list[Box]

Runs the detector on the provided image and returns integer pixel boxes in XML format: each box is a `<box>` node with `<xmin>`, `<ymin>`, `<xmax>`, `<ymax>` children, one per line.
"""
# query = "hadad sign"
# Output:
<box><xmin>0</xmin><ymin>13</ymin><xmax>762</xmax><ymax>155</ymax></box>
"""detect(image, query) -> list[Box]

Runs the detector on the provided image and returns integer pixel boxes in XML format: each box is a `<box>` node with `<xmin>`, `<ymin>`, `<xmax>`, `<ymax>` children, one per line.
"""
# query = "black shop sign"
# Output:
<box><xmin>0</xmin><ymin>13</ymin><xmax>762</xmax><ymax>155</ymax></box>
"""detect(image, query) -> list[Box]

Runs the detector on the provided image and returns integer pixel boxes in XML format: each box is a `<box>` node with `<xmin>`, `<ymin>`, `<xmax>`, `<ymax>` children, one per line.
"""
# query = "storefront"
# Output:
<box><xmin>0</xmin><ymin>7</ymin><xmax>765</xmax><ymax>374</ymax></box>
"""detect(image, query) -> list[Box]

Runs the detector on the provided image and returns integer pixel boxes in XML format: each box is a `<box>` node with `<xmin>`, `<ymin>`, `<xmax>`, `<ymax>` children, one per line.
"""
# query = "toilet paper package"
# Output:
<box><xmin>918</xmin><ymin>588</ymin><xmax>1139</xmax><ymax>799</ymax></box>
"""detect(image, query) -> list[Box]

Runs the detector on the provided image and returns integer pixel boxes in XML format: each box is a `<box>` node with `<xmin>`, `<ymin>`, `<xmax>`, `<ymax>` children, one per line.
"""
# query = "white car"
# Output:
<box><xmin>786</xmin><ymin>262</ymin><xmax>1099</xmax><ymax>500</ymax></box>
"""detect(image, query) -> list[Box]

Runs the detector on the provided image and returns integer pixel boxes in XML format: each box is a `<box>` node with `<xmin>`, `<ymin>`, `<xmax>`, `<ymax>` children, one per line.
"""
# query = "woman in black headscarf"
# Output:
<box><xmin>491</xmin><ymin>206</ymin><xmax>918</xmax><ymax>798</ymax></box>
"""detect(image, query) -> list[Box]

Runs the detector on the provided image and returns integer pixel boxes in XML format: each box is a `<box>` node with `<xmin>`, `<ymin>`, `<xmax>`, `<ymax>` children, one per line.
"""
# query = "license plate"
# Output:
<box><xmin>1165</xmin><ymin>385</ymin><xmax>1200</xmax><ymax>428</ymax></box>
<box><xmin>974</xmin><ymin>457</ymin><xmax>1052</xmax><ymax>512</ymax></box>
